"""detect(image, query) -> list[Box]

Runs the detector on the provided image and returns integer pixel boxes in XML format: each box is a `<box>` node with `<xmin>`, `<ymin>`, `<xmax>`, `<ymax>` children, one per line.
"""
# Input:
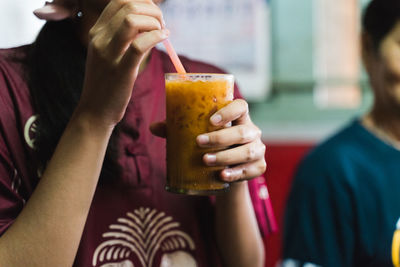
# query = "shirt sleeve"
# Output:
<box><xmin>282</xmin><ymin>156</ymin><xmax>355</xmax><ymax>267</ymax></box>
<box><xmin>0</xmin><ymin>129</ymin><xmax>24</xmax><ymax>236</ymax></box>
<box><xmin>0</xmin><ymin>60</ymin><xmax>25</xmax><ymax>236</ymax></box>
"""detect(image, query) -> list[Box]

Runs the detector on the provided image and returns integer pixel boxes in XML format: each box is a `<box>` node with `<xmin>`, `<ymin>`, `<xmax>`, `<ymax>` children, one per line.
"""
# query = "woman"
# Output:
<box><xmin>283</xmin><ymin>0</ymin><xmax>400</xmax><ymax>266</ymax></box>
<box><xmin>0</xmin><ymin>0</ymin><xmax>268</xmax><ymax>266</ymax></box>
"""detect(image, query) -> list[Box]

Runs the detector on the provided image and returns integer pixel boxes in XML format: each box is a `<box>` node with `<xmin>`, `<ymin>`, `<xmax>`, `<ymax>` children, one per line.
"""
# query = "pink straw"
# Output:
<box><xmin>162</xmin><ymin>39</ymin><xmax>186</xmax><ymax>74</ymax></box>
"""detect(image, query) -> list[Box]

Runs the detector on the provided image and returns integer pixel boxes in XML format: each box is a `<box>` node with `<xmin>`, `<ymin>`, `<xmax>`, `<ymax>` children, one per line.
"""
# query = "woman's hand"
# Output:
<box><xmin>76</xmin><ymin>0</ymin><xmax>169</xmax><ymax>129</ymax></box>
<box><xmin>150</xmin><ymin>99</ymin><xmax>267</xmax><ymax>181</ymax></box>
<box><xmin>196</xmin><ymin>99</ymin><xmax>266</xmax><ymax>181</ymax></box>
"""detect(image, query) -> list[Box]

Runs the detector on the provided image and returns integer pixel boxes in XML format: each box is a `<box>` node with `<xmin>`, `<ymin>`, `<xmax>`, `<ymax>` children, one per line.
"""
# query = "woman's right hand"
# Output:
<box><xmin>76</xmin><ymin>0</ymin><xmax>169</xmax><ymax>129</ymax></box>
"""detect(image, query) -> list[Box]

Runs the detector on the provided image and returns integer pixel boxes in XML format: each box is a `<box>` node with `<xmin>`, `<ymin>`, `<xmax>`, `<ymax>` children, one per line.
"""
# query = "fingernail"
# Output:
<box><xmin>204</xmin><ymin>154</ymin><xmax>216</xmax><ymax>164</ymax></box>
<box><xmin>197</xmin><ymin>134</ymin><xmax>209</xmax><ymax>145</ymax></box>
<box><xmin>162</xmin><ymin>18</ymin><xmax>166</xmax><ymax>28</ymax></box>
<box><xmin>224</xmin><ymin>169</ymin><xmax>232</xmax><ymax>177</ymax></box>
<box><xmin>222</xmin><ymin>169</ymin><xmax>233</xmax><ymax>181</ymax></box>
<box><xmin>210</xmin><ymin>114</ymin><xmax>222</xmax><ymax>125</ymax></box>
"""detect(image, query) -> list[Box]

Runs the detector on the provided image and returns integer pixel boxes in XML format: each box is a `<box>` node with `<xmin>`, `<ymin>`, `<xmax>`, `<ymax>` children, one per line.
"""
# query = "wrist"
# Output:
<box><xmin>216</xmin><ymin>180</ymin><xmax>248</xmax><ymax>203</ymax></box>
<box><xmin>68</xmin><ymin>109</ymin><xmax>115</xmax><ymax>140</ymax></box>
<box><xmin>228</xmin><ymin>180</ymin><xmax>248</xmax><ymax>193</ymax></box>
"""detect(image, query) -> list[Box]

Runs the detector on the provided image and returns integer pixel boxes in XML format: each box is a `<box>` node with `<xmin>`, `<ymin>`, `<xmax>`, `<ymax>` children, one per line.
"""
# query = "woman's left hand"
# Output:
<box><xmin>196</xmin><ymin>99</ymin><xmax>266</xmax><ymax>182</ymax></box>
<box><xmin>150</xmin><ymin>99</ymin><xmax>267</xmax><ymax>182</ymax></box>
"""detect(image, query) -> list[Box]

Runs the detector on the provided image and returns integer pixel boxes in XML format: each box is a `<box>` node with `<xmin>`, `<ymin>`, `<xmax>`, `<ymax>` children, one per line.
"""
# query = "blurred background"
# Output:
<box><xmin>0</xmin><ymin>0</ymin><xmax>372</xmax><ymax>143</ymax></box>
<box><xmin>0</xmin><ymin>0</ymin><xmax>373</xmax><ymax>266</ymax></box>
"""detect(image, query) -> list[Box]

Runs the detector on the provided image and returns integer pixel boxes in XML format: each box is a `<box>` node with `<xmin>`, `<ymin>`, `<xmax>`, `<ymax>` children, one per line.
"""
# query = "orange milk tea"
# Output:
<box><xmin>165</xmin><ymin>74</ymin><xmax>234</xmax><ymax>195</ymax></box>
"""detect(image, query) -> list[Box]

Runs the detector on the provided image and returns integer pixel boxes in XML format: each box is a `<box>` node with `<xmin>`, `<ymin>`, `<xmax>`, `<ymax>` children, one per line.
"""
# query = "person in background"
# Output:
<box><xmin>0</xmin><ymin>0</ymin><xmax>273</xmax><ymax>266</ymax></box>
<box><xmin>282</xmin><ymin>0</ymin><xmax>400</xmax><ymax>266</ymax></box>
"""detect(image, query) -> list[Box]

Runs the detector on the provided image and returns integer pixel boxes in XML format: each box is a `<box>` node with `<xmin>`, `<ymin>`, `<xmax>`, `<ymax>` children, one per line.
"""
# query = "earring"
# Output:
<box><xmin>76</xmin><ymin>11</ymin><xmax>83</xmax><ymax>18</ymax></box>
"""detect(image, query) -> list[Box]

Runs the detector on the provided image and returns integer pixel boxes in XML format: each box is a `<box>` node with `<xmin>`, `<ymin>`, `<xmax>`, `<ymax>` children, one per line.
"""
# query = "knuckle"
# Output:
<box><xmin>258</xmin><ymin>160</ymin><xmax>267</xmax><ymax>174</ymax></box>
<box><xmin>209</xmin><ymin>133</ymin><xmax>222</xmax><ymax>145</ymax></box>
<box><xmin>89</xmin><ymin>37</ymin><xmax>117</xmax><ymax>65</ymax></box>
<box><xmin>130</xmin><ymin>41</ymin><xmax>144</xmax><ymax>54</ymax></box>
<box><xmin>116</xmin><ymin>0</ymin><xmax>129</xmax><ymax>5</ymax></box>
<box><xmin>126</xmin><ymin>2</ymin><xmax>139</xmax><ymax>13</ymax></box>
<box><xmin>255</xmin><ymin>126</ymin><xmax>262</xmax><ymax>139</ymax></box>
<box><xmin>88</xmin><ymin>27</ymin><xmax>97</xmax><ymax>41</ymax></box>
<box><xmin>152</xmin><ymin>18</ymin><xmax>162</xmax><ymax>30</ymax></box>
<box><xmin>124</xmin><ymin>14</ymin><xmax>136</xmax><ymax>28</ymax></box>
<box><xmin>246</xmin><ymin>144</ymin><xmax>257</xmax><ymax>161</ymax></box>
<box><xmin>260</xmin><ymin>143</ymin><xmax>267</xmax><ymax>154</ymax></box>
<box><xmin>240</xmin><ymin>168</ymin><xmax>248</xmax><ymax>179</ymax></box>
<box><xmin>90</xmin><ymin>38</ymin><xmax>103</xmax><ymax>53</ymax></box>
<box><xmin>237</xmin><ymin>99</ymin><xmax>249</xmax><ymax>112</ymax></box>
<box><xmin>155</xmin><ymin>7</ymin><xmax>163</xmax><ymax>18</ymax></box>
<box><xmin>215</xmin><ymin>153</ymin><xmax>226</xmax><ymax>165</ymax></box>
<box><xmin>238</xmin><ymin>126</ymin><xmax>248</xmax><ymax>142</ymax></box>
<box><xmin>154</xmin><ymin>28</ymin><xmax>164</xmax><ymax>37</ymax></box>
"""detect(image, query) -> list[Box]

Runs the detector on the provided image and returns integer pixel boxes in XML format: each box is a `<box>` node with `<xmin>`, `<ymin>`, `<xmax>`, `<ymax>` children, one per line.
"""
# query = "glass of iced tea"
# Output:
<box><xmin>165</xmin><ymin>73</ymin><xmax>234</xmax><ymax>195</ymax></box>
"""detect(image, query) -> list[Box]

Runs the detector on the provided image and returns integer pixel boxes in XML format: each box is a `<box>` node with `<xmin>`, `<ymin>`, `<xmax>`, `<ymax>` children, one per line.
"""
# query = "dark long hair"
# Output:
<box><xmin>363</xmin><ymin>0</ymin><xmax>400</xmax><ymax>51</ymax></box>
<box><xmin>26</xmin><ymin>19</ymin><xmax>121</xmax><ymax>182</ymax></box>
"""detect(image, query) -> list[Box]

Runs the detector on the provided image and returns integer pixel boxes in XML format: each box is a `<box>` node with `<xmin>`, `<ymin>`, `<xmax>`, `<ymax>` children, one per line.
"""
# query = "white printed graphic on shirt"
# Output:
<box><xmin>23</xmin><ymin>115</ymin><xmax>43</xmax><ymax>179</ymax></box>
<box><xmin>11</xmin><ymin>169</ymin><xmax>20</xmax><ymax>194</ymax></box>
<box><xmin>92</xmin><ymin>207</ymin><xmax>197</xmax><ymax>267</ymax></box>
<box><xmin>24</xmin><ymin>115</ymin><xmax>38</xmax><ymax>149</ymax></box>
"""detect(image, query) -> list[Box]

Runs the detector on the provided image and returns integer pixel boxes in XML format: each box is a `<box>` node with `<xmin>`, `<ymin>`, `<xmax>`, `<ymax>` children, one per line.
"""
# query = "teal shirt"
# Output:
<box><xmin>283</xmin><ymin>120</ymin><xmax>400</xmax><ymax>267</ymax></box>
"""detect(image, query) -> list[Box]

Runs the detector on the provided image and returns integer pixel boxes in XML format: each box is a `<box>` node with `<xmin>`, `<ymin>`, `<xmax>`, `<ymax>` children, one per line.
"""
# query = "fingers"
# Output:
<box><xmin>197</xmin><ymin>124</ymin><xmax>261</xmax><ymax>148</ymax></box>
<box><xmin>121</xmin><ymin>28</ymin><xmax>169</xmax><ymax>67</ymax></box>
<box><xmin>107</xmin><ymin>1</ymin><xmax>164</xmax><ymax>33</ymax></box>
<box><xmin>209</xmin><ymin>99</ymin><xmax>250</xmax><ymax>127</ymax></box>
<box><xmin>150</xmin><ymin>121</ymin><xmax>167</xmax><ymax>138</ymax></box>
<box><xmin>96</xmin><ymin>0</ymin><xmax>158</xmax><ymax>26</ymax></box>
<box><xmin>202</xmin><ymin>139</ymin><xmax>266</xmax><ymax>167</ymax></box>
<box><xmin>196</xmin><ymin>98</ymin><xmax>266</xmax><ymax>182</ymax></box>
<box><xmin>109</xmin><ymin>14</ymin><xmax>163</xmax><ymax>55</ymax></box>
<box><xmin>220</xmin><ymin>159</ymin><xmax>267</xmax><ymax>182</ymax></box>
<box><xmin>90</xmin><ymin>0</ymin><xmax>165</xmax><ymax>60</ymax></box>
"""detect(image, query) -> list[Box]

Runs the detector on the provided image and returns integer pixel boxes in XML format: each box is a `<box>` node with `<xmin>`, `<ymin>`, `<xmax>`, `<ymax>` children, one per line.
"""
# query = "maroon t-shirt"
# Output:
<box><xmin>0</xmin><ymin>46</ymin><xmax>273</xmax><ymax>267</ymax></box>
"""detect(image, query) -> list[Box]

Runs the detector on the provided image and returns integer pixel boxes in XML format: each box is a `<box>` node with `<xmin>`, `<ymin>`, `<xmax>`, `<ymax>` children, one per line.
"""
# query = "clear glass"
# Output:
<box><xmin>165</xmin><ymin>73</ymin><xmax>234</xmax><ymax>195</ymax></box>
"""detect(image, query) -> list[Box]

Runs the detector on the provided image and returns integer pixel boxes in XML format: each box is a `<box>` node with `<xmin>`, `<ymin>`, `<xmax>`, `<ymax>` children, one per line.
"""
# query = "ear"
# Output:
<box><xmin>34</xmin><ymin>2</ymin><xmax>77</xmax><ymax>21</ymax></box>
